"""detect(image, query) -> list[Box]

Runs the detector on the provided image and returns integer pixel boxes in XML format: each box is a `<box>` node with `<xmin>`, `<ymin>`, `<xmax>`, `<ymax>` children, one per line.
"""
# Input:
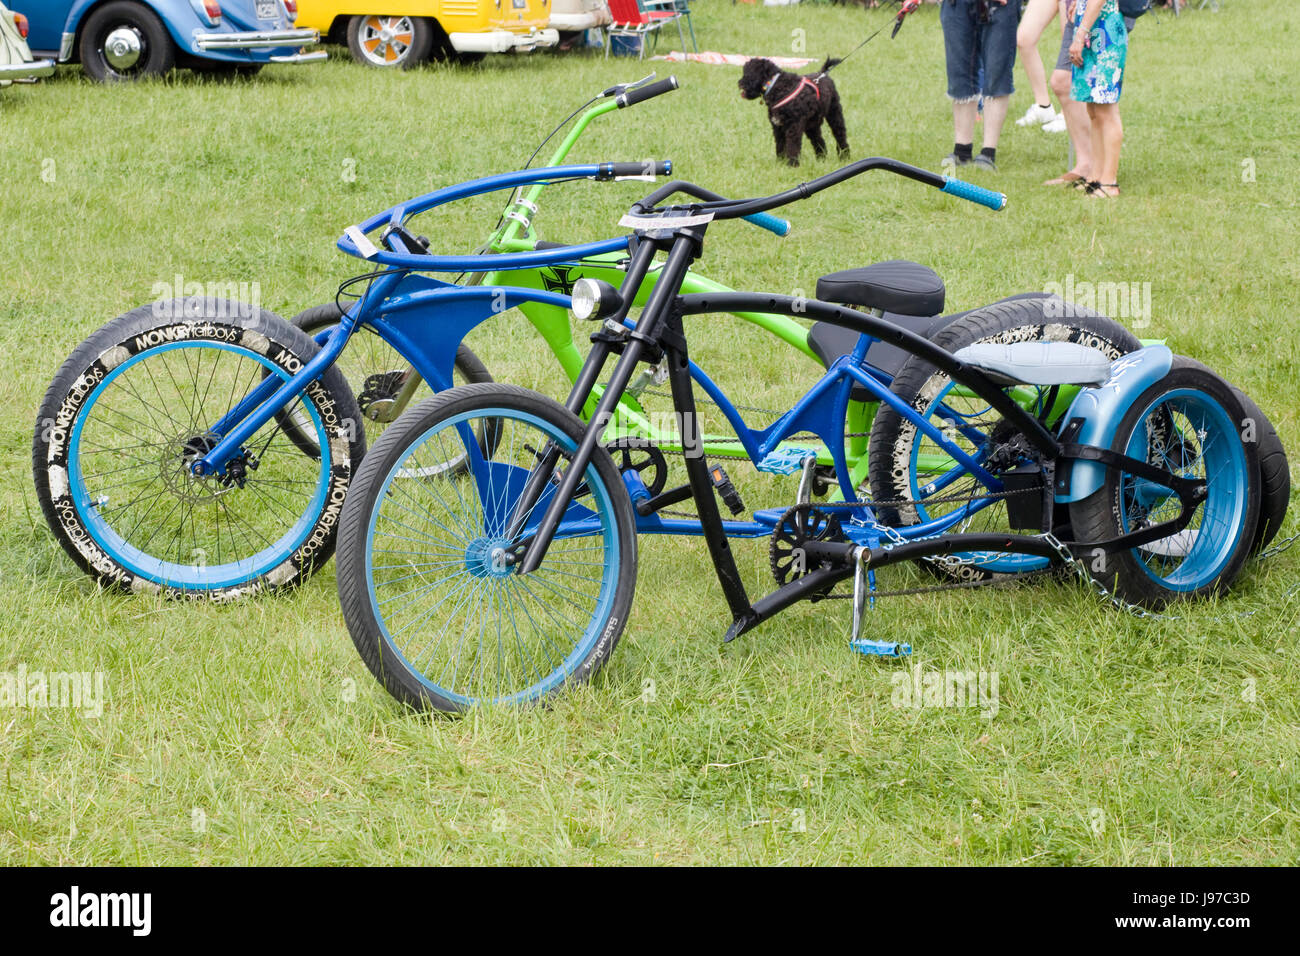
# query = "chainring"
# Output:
<box><xmin>769</xmin><ymin>504</ymin><xmax>849</xmax><ymax>591</ymax></box>
<box><xmin>606</xmin><ymin>441</ymin><xmax>669</xmax><ymax>497</ymax></box>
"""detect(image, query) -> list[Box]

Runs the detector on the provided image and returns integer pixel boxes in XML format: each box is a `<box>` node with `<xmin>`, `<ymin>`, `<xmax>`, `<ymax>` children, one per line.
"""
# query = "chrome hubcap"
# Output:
<box><xmin>104</xmin><ymin>27</ymin><xmax>143</xmax><ymax>70</ymax></box>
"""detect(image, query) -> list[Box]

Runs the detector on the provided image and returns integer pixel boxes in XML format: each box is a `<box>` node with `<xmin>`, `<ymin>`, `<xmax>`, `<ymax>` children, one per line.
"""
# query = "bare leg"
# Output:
<box><xmin>1088</xmin><ymin>102</ymin><xmax>1123</xmax><ymax>194</ymax></box>
<box><xmin>1017</xmin><ymin>0</ymin><xmax>1059</xmax><ymax>108</ymax></box>
<box><xmin>981</xmin><ymin>95</ymin><xmax>1010</xmax><ymax>150</ymax></box>
<box><xmin>1051</xmin><ymin>67</ymin><xmax>1092</xmax><ymax>178</ymax></box>
<box><xmin>953</xmin><ymin>98</ymin><xmax>979</xmax><ymax>146</ymax></box>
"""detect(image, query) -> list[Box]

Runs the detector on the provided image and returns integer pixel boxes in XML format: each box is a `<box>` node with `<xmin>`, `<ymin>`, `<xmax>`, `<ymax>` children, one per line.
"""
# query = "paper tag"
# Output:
<box><xmin>344</xmin><ymin>226</ymin><xmax>379</xmax><ymax>259</ymax></box>
<box><xmin>618</xmin><ymin>212</ymin><xmax>715</xmax><ymax>230</ymax></box>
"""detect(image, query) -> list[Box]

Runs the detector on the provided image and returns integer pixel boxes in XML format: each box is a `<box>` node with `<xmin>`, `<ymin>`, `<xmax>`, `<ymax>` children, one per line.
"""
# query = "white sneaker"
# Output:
<box><xmin>1042</xmin><ymin>114</ymin><xmax>1068</xmax><ymax>133</ymax></box>
<box><xmin>1015</xmin><ymin>103</ymin><xmax>1056</xmax><ymax>127</ymax></box>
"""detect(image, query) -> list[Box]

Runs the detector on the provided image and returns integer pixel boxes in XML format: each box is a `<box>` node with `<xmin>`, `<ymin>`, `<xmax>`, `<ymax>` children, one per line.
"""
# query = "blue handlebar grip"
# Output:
<box><xmin>743</xmin><ymin>211</ymin><xmax>791</xmax><ymax>237</ymax></box>
<box><xmin>941</xmin><ymin>176</ymin><xmax>1008</xmax><ymax>211</ymax></box>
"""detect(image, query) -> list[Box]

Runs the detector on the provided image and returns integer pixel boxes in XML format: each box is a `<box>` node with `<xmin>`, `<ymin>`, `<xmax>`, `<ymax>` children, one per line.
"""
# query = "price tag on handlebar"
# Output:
<box><xmin>618</xmin><ymin>211</ymin><xmax>715</xmax><ymax>230</ymax></box>
<box><xmin>344</xmin><ymin>226</ymin><xmax>379</xmax><ymax>260</ymax></box>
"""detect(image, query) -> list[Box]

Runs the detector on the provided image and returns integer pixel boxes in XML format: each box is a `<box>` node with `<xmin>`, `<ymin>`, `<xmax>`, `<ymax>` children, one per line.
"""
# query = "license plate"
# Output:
<box><xmin>255</xmin><ymin>0</ymin><xmax>277</xmax><ymax>19</ymax></box>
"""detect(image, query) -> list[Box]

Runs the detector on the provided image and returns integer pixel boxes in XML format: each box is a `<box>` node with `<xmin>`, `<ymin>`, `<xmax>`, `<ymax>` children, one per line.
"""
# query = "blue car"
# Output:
<box><xmin>14</xmin><ymin>0</ymin><xmax>325</xmax><ymax>81</ymax></box>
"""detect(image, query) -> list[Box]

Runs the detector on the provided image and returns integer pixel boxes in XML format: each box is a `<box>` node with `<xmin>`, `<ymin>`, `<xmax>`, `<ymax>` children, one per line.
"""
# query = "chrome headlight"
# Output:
<box><xmin>570</xmin><ymin>278</ymin><xmax>622</xmax><ymax>321</ymax></box>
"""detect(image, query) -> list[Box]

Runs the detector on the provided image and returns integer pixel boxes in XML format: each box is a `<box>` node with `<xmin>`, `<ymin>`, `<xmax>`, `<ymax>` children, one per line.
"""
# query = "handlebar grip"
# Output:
<box><xmin>616</xmin><ymin>75</ymin><xmax>679</xmax><ymax>108</ymax></box>
<box><xmin>940</xmin><ymin>176</ymin><xmax>1008</xmax><ymax>211</ymax></box>
<box><xmin>599</xmin><ymin>161</ymin><xmax>672</xmax><ymax>180</ymax></box>
<box><xmin>742</xmin><ymin>211</ymin><xmax>791</xmax><ymax>237</ymax></box>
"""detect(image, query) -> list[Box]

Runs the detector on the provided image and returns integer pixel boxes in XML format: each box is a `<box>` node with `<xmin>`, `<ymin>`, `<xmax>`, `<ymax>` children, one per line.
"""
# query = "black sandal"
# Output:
<box><xmin>1089</xmin><ymin>182</ymin><xmax>1120</xmax><ymax>198</ymax></box>
<box><xmin>1076</xmin><ymin>179</ymin><xmax>1099</xmax><ymax>193</ymax></box>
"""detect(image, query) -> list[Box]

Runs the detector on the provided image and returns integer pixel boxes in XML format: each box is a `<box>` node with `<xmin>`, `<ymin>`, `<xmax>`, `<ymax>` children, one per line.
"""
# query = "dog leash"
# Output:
<box><xmin>834</xmin><ymin>0</ymin><xmax>918</xmax><ymax>71</ymax></box>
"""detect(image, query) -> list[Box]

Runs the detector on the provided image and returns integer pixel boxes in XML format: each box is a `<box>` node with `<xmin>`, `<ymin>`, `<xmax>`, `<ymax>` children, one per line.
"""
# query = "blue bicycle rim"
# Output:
<box><xmin>68</xmin><ymin>341</ymin><xmax>331</xmax><ymax>589</ymax></box>
<box><xmin>364</xmin><ymin>407</ymin><xmax>622</xmax><ymax>707</ymax></box>
<box><xmin>1120</xmin><ymin>388</ymin><xmax>1248</xmax><ymax>591</ymax></box>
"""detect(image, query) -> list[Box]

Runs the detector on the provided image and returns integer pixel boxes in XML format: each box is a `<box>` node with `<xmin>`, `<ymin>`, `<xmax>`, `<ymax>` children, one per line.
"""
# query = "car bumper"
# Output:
<box><xmin>193</xmin><ymin>28</ymin><xmax>319</xmax><ymax>51</ymax></box>
<box><xmin>548</xmin><ymin>14</ymin><xmax>609</xmax><ymax>31</ymax></box>
<box><xmin>448</xmin><ymin>28</ymin><xmax>559</xmax><ymax>54</ymax></box>
<box><xmin>0</xmin><ymin>58</ymin><xmax>56</xmax><ymax>82</ymax></box>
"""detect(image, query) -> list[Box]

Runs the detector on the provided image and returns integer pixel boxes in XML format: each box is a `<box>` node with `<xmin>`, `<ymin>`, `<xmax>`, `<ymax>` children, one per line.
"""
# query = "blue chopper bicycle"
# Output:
<box><xmin>322</xmin><ymin>158</ymin><xmax>1270</xmax><ymax>712</ymax></box>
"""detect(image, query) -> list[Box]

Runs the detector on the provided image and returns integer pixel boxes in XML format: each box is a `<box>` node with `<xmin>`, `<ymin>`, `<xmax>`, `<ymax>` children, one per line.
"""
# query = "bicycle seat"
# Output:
<box><xmin>815</xmin><ymin>260</ymin><xmax>946</xmax><ymax>317</ymax></box>
<box><xmin>807</xmin><ymin>292</ymin><xmax>1050</xmax><ymax>401</ymax></box>
<box><xmin>954</xmin><ymin>341</ymin><xmax>1113</xmax><ymax>387</ymax></box>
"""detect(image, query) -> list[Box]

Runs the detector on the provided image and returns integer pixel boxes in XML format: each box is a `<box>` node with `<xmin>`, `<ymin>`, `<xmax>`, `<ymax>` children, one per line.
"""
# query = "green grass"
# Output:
<box><xmin>1</xmin><ymin>1</ymin><xmax>1298</xmax><ymax>865</ymax></box>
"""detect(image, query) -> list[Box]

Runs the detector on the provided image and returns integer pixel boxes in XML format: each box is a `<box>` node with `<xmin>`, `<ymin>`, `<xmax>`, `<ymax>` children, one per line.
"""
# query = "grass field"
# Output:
<box><xmin>1</xmin><ymin>1</ymin><xmax>1298</xmax><ymax>865</ymax></box>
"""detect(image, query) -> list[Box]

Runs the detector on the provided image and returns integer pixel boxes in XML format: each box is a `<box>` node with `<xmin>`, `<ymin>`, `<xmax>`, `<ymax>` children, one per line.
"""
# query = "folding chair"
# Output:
<box><xmin>605</xmin><ymin>0</ymin><xmax>686</xmax><ymax>59</ymax></box>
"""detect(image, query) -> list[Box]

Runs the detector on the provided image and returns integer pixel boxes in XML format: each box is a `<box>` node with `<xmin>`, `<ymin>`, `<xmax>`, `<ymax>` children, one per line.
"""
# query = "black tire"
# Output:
<box><xmin>337</xmin><ymin>383</ymin><xmax>638</xmax><ymax>712</ymax></box>
<box><xmin>868</xmin><ymin>296</ymin><xmax>1143</xmax><ymax>582</ymax></box>
<box><xmin>283</xmin><ymin>301</ymin><xmax>493</xmax><ymax>456</ymax></box>
<box><xmin>1068</xmin><ymin>356</ymin><xmax>1260</xmax><ymax>608</ymax></box>
<box><xmin>33</xmin><ymin>298</ymin><xmax>365</xmax><ymax>599</ymax></box>
<box><xmin>1231</xmin><ymin>386</ymin><xmax>1290</xmax><ymax>555</ymax></box>
<box><xmin>345</xmin><ymin>14</ymin><xmax>433</xmax><ymax>69</ymax></box>
<box><xmin>79</xmin><ymin>1</ymin><xmax>176</xmax><ymax>82</ymax></box>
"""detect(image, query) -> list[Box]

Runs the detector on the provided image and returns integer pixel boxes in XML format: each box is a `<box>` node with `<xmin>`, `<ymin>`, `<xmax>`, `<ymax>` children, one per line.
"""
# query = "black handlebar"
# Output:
<box><xmin>597</xmin><ymin>161</ymin><xmax>673</xmax><ymax>180</ymax></box>
<box><xmin>636</xmin><ymin>158</ymin><xmax>951</xmax><ymax>219</ymax></box>
<box><xmin>617</xmin><ymin>76</ymin><xmax>679</xmax><ymax>108</ymax></box>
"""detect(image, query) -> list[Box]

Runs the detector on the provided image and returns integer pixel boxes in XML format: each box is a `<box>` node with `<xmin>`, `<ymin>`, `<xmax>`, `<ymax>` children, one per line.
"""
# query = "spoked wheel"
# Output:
<box><xmin>282</xmin><ymin>302</ymin><xmax>493</xmax><ymax>456</ymax></box>
<box><xmin>346</xmin><ymin>15</ymin><xmax>433</xmax><ymax>69</ymax></box>
<box><xmin>336</xmin><ymin>383</ymin><xmax>637</xmax><ymax>713</ymax></box>
<box><xmin>1069</xmin><ymin>357</ymin><xmax>1260</xmax><ymax>607</ymax></box>
<box><xmin>33</xmin><ymin>299</ymin><xmax>365</xmax><ymax>598</ymax></box>
<box><xmin>79</xmin><ymin>1</ymin><xmax>176</xmax><ymax>82</ymax></box>
<box><xmin>868</xmin><ymin>297</ymin><xmax>1142</xmax><ymax>582</ymax></box>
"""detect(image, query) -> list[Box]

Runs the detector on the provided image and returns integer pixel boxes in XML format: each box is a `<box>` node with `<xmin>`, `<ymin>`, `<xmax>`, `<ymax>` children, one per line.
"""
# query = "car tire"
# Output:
<box><xmin>79</xmin><ymin>1</ymin><xmax>176</xmax><ymax>82</ymax></box>
<box><xmin>346</xmin><ymin>14</ymin><xmax>433</xmax><ymax>69</ymax></box>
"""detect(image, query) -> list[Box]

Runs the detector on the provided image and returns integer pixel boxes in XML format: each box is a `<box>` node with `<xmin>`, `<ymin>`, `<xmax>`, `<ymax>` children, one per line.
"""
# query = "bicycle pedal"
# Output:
<box><xmin>709</xmin><ymin>465</ymin><xmax>746</xmax><ymax>516</ymax></box>
<box><xmin>850</xmin><ymin>638</ymin><xmax>912</xmax><ymax>658</ymax></box>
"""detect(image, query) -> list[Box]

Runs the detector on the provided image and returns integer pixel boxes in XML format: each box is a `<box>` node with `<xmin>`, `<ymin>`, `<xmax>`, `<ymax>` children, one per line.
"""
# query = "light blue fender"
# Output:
<box><xmin>1054</xmin><ymin>344</ymin><xmax>1174</xmax><ymax>503</ymax></box>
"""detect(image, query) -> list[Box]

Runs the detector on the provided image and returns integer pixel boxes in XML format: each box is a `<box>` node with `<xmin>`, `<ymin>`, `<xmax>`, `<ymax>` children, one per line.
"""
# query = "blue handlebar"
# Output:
<box><xmin>742</xmin><ymin>211</ymin><xmax>791</xmax><ymax>237</ymax></box>
<box><xmin>940</xmin><ymin>176</ymin><xmax>1007</xmax><ymax>211</ymax></box>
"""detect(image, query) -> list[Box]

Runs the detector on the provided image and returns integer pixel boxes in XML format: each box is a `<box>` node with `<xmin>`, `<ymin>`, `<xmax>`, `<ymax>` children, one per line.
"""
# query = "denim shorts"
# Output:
<box><xmin>940</xmin><ymin>0</ymin><xmax>1023</xmax><ymax>101</ymax></box>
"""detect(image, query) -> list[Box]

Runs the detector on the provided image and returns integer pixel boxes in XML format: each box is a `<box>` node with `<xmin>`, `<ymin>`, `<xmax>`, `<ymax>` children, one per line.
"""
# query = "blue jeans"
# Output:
<box><xmin>941</xmin><ymin>0</ymin><xmax>1022</xmax><ymax>101</ymax></box>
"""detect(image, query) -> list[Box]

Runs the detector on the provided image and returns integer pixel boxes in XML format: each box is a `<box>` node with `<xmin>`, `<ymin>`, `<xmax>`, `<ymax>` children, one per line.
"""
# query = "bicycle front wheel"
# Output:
<box><xmin>336</xmin><ymin>383</ymin><xmax>637</xmax><ymax>712</ymax></box>
<box><xmin>33</xmin><ymin>299</ymin><xmax>365</xmax><ymax>598</ymax></box>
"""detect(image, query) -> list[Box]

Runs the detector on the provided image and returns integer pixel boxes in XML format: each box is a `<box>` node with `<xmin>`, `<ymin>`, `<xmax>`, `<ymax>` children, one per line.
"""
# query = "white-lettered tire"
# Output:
<box><xmin>32</xmin><ymin>298</ymin><xmax>365</xmax><ymax>599</ymax></box>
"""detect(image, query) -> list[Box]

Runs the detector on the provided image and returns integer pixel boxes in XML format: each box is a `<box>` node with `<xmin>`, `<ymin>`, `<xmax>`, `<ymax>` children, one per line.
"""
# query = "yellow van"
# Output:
<box><xmin>297</xmin><ymin>0</ymin><xmax>558</xmax><ymax>68</ymax></box>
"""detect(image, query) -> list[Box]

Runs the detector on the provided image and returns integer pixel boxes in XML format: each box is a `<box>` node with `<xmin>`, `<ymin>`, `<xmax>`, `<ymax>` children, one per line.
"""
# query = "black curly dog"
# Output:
<box><xmin>738</xmin><ymin>56</ymin><xmax>850</xmax><ymax>167</ymax></box>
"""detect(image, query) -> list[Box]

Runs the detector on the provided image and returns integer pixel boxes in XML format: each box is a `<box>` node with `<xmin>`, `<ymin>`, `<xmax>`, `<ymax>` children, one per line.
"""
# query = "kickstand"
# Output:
<box><xmin>849</xmin><ymin>546</ymin><xmax>912</xmax><ymax>658</ymax></box>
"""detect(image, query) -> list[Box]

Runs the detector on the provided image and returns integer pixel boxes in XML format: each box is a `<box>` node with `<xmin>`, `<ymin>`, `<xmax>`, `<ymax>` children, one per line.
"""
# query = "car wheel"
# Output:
<box><xmin>79</xmin><ymin>1</ymin><xmax>176</xmax><ymax>82</ymax></box>
<box><xmin>346</xmin><ymin>15</ymin><xmax>433</xmax><ymax>69</ymax></box>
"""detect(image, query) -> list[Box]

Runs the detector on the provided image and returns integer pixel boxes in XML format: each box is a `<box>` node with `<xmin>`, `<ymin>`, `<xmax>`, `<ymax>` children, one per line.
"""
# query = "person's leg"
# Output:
<box><xmin>1049</xmin><ymin>67</ymin><xmax>1092</xmax><ymax>179</ymax></box>
<box><xmin>942</xmin><ymin>0</ymin><xmax>981</xmax><ymax>164</ymax></box>
<box><xmin>1015</xmin><ymin>0</ymin><xmax>1059</xmax><ymax>124</ymax></box>
<box><xmin>982</xmin><ymin>96</ymin><xmax>1010</xmax><ymax>150</ymax></box>
<box><xmin>975</xmin><ymin>0</ymin><xmax>1021</xmax><ymax>167</ymax></box>
<box><xmin>1089</xmin><ymin>103</ymin><xmax>1123</xmax><ymax>195</ymax></box>
<box><xmin>1086</xmin><ymin>102</ymin><xmax>1107</xmax><ymax>188</ymax></box>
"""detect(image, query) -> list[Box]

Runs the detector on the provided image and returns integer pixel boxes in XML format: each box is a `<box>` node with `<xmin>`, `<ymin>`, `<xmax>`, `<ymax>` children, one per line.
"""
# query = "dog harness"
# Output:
<box><xmin>763</xmin><ymin>72</ymin><xmax>824</xmax><ymax>109</ymax></box>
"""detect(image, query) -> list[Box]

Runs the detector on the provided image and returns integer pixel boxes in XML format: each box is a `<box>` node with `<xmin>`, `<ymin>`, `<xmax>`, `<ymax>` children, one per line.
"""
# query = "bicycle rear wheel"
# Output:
<box><xmin>1069</xmin><ymin>357</ymin><xmax>1260</xmax><ymax>607</ymax></box>
<box><xmin>336</xmin><ymin>383</ymin><xmax>637</xmax><ymax>712</ymax></box>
